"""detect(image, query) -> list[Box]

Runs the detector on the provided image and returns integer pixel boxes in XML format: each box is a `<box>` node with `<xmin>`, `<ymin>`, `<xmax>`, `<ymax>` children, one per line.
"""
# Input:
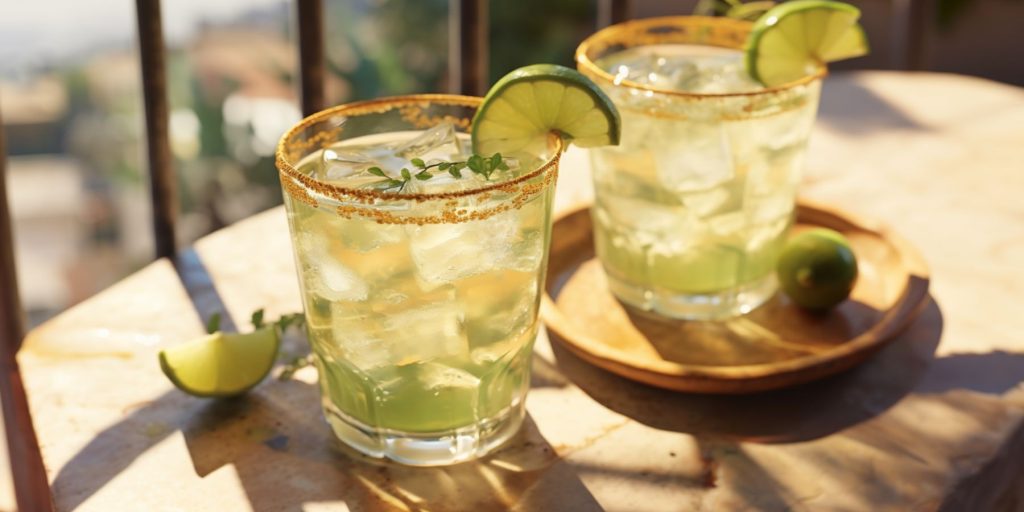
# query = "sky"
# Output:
<box><xmin>0</xmin><ymin>0</ymin><xmax>287</xmax><ymax>75</ymax></box>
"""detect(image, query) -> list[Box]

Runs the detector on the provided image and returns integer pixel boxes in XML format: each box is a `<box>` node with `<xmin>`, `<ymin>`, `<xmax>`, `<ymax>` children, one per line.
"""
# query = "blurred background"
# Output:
<box><xmin>1</xmin><ymin>0</ymin><xmax>1021</xmax><ymax>327</ymax></box>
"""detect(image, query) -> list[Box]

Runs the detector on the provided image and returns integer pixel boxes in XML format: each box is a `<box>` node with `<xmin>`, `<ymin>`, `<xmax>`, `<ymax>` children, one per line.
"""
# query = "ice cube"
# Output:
<box><xmin>678</xmin><ymin>56</ymin><xmax>760</xmax><ymax>94</ymax></box>
<box><xmin>709</xmin><ymin>211</ymin><xmax>746</xmax><ymax>237</ymax></box>
<box><xmin>333</xmin><ymin>324</ymin><xmax>391</xmax><ymax>370</ymax></box>
<box><xmin>335</xmin><ymin>216</ymin><xmax>406</xmax><ymax>252</ymax></box>
<box><xmin>395</xmin><ymin>122</ymin><xmax>465</xmax><ymax>160</ymax></box>
<box><xmin>471</xmin><ymin>328</ymin><xmax>532</xmax><ymax>366</ymax></box>
<box><xmin>406</xmin><ymin>210</ymin><xmax>520</xmax><ymax>284</ymax></box>
<box><xmin>336</xmin><ymin>286</ymin><xmax>469</xmax><ymax>370</ymax></box>
<box><xmin>681</xmin><ymin>188</ymin><xmax>732</xmax><ymax>217</ymax></box>
<box><xmin>657</xmin><ymin>57</ymin><xmax>700</xmax><ymax>86</ymax></box>
<box><xmin>602</xmin><ymin>48</ymin><xmax>758</xmax><ymax>93</ymax></box>
<box><xmin>756</xmin><ymin>107</ymin><xmax>816</xmax><ymax>152</ymax></box>
<box><xmin>607</xmin><ymin>51</ymin><xmax>700</xmax><ymax>89</ymax></box>
<box><xmin>508</xmin><ymin>227</ymin><xmax>544</xmax><ymax>273</ymax></box>
<box><xmin>375</xmin><ymin>288</ymin><xmax>405</xmax><ymax>305</ymax></box>
<box><xmin>417</xmin><ymin>363</ymin><xmax>480</xmax><ymax>391</ymax></box>
<box><xmin>458</xmin><ymin>268</ymin><xmax>536</xmax><ymax>341</ymax></box>
<box><xmin>746</xmin><ymin>216</ymin><xmax>790</xmax><ymax>252</ymax></box>
<box><xmin>749</xmin><ymin>195</ymin><xmax>795</xmax><ymax>225</ymax></box>
<box><xmin>383</xmin><ymin>295</ymin><xmax>467</xmax><ymax>359</ymax></box>
<box><xmin>320</xmin><ymin>148</ymin><xmax>374</xmax><ymax>180</ymax></box>
<box><xmin>743</xmin><ymin>160</ymin><xmax>774</xmax><ymax>197</ymax></box>
<box><xmin>597</xmin><ymin>195</ymin><xmax>707</xmax><ymax>257</ymax></box>
<box><xmin>467</xmin><ymin>286</ymin><xmax>536</xmax><ymax>365</ymax></box>
<box><xmin>653</xmin><ymin>122</ymin><xmax>735</xmax><ymax>192</ymax></box>
<box><xmin>608</xmin><ymin>53</ymin><xmax>655</xmax><ymax>84</ymax></box>
<box><xmin>600</xmin><ymin>195</ymin><xmax>692</xmax><ymax>237</ymax></box>
<box><xmin>315</xmin><ymin>258</ymin><xmax>369</xmax><ymax>302</ymax></box>
<box><xmin>401</xmin><ymin>167</ymin><xmax>480</xmax><ymax>194</ymax></box>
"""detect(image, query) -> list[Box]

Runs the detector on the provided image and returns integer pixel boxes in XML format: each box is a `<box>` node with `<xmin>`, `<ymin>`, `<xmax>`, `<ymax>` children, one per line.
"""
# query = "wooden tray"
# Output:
<box><xmin>541</xmin><ymin>200</ymin><xmax>931</xmax><ymax>394</ymax></box>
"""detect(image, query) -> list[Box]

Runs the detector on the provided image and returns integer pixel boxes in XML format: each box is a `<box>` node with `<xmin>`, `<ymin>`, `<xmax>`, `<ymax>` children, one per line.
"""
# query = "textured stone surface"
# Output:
<box><xmin>11</xmin><ymin>71</ymin><xmax>1024</xmax><ymax>511</ymax></box>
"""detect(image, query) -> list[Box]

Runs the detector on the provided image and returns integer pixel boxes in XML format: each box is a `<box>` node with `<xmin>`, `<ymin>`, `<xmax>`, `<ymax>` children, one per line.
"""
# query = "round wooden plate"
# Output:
<box><xmin>541</xmin><ymin>200</ymin><xmax>931</xmax><ymax>394</ymax></box>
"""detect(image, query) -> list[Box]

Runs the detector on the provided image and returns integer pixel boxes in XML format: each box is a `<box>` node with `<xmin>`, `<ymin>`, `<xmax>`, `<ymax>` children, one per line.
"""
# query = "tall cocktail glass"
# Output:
<box><xmin>275</xmin><ymin>95</ymin><xmax>560</xmax><ymax>465</ymax></box>
<box><xmin>577</xmin><ymin>17</ymin><xmax>824</xmax><ymax>320</ymax></box>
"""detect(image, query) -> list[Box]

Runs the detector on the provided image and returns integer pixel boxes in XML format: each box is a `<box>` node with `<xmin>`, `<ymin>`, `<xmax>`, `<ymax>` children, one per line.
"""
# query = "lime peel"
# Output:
<box><xmin>745</xmin><ymin>0</ymin><xmax>870</xmax><ymax>87</ymax></box>
<box><xmin>471</xmin><ymin>64</ymin><xmax>621</xmax><ymax>156</ymax></box>
<box><xmin>777</xmin><ymin>228</ymin><xmax>859</xmax><ymax>311</ymax></box>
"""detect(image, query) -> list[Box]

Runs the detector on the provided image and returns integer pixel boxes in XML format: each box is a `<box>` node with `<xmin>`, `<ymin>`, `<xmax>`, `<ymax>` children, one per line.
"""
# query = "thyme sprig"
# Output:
<box><xmin>367</xmin><ymin>152</ymin><xmax>511</xmax><ymax>192</ymax></box>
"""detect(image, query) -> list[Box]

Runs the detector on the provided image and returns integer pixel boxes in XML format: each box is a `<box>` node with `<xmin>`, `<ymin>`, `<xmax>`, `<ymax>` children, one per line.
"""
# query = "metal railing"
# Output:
<box><xmin>0</xmin><ymin>0</ymin><xmax>938</xmax><ymax>507</ymax></box>
<box><xmin>0</xmin><ymin>0</ymin><xmax>630</xmax><ymax>509</ymax></box>
<box><xmin>1</xmin><ymin>108</ymin><xmax>54</xmax><ymax>512</ymax></box>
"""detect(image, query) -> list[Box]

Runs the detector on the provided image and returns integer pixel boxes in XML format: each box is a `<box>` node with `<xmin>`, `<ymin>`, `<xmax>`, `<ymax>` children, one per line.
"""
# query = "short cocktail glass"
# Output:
<box><xmin>275</xmin><ymin>95</ymin><xmax>560</xmax><ymax>465</ymax></box>
<box><xmin>577</xmin><ymin>17</ymin><xmax>824</xmax><ymax>320</ymax></box>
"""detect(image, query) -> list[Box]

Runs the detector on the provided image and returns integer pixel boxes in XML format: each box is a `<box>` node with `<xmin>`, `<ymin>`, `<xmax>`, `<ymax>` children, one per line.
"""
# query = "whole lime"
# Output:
<box><xmin>777</xmin><ymin>228</ymin><xmax>858</xmax><ymax>310</ymax></box>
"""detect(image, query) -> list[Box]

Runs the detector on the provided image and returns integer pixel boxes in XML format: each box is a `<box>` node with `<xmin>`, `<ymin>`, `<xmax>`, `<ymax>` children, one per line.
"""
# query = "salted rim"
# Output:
<box><xmin>575</xmin><ymin>16</ymin><xmax>827</xmax><ymax>99</ymax></box>
<box><xmin>275</xmin><ymin>94</ymin><xmax>563</xmax><ymax>202</ymax></box>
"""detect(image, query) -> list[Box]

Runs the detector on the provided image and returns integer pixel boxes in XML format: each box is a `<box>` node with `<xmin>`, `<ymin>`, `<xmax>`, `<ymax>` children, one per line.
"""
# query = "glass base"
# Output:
<box><xmin>322</xmin><ymin>400</ymin><xmax>525</xmax><ymax>466</ymax></box>
<box><xmin>606</xmin><ymin>272</ymin><xmax>778</xmax><ymax>321</ymax></box>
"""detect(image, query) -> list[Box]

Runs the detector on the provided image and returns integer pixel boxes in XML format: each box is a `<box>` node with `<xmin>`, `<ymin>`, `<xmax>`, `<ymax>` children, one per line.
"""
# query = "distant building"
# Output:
<box><xmin>0</xmin><ymin>76</ymin><xmax>68</xmax><ymax>154</ymax></box>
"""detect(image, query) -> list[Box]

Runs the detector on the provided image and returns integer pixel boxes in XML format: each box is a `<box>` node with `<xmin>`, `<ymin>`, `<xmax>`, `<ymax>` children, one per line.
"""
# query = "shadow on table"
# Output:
<box><xmin>818</xmin><ymin>74</ymin><xmax>930</xmax><ymax>134</ymax></box>
<box><xmin>173</xmin><ymin>249</ymin><xmax>239</xmax><ymax>332</ymax></box>
<box><xmin>917</xmin><ymin>350</ymin><xmax>1024</xmax><ymax>395</ymax></box>
<box><xmin>50</xmin><ymin>250</ymin><xmax>604</xmax><ymax>511</ymax></box>
<box><xmin>550</xmin><ymin>297</ymin><xmax>946</xmax><ymax>444</ymax></box>
<box><xmin>50</xmin><ymin>373</ymin><xmax>603</xmax><ymax>512</ymax></box>
<box><xmin>621</xmin><ymin>294</ymin><xmax>882</xmax><ymax>369</ymax></box>
<box><xmin>176</xmin><ymin>369</ymin><xmax>601</xmax><ymax>512</ymax></box>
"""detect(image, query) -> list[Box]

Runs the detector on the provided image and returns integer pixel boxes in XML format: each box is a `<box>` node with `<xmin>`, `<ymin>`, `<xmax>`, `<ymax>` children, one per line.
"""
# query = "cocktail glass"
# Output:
<box><xmin>275</xmin><ymin>95</ymin><xmax>561</xmax><ymax>465</ymax></box>
<box><xmin>576</xmin><ymin>16</ymin><xmax>824</xmax><ymax>320</ymax></box>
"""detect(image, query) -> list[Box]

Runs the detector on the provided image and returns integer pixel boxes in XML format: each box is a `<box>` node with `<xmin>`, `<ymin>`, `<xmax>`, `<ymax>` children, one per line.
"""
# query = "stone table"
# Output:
<box><xmin>15</xmin><ymin>71</ymin><xmax>1024</xmax><ymax>511</ymax></box>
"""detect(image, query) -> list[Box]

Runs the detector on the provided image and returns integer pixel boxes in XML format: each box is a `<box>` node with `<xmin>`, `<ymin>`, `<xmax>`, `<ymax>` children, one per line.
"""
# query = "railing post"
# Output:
<box><xmin>0</xmin><ymin>109</ymin><xmax>56</xmax><ymax>511</ymax></box>
<box><xmin>598</xmin><ymin>0</ymin><xmax>632</xmax><ymax>28</ymax></box>
<box><xmin>0</xmin><ymin>117</ymin><xmax>23</xmax><ymax>354</ymax></box>
<box><xmin>891</xmin><ymin>0</ymin><xmax>928</xmax><ymax>71</ymax></box>
<box><xmin>296</xmin><ymin>0</ymin><xmax>327</xmax><ymax>116</ymax></box>
<box><xmin>449</xmin><ymin>0</ymin><xmax>489</xmax><ymax>96</ymax></box>
<box><xmin>135</xmin><ymin>0</ymin><xmax>177</xmax><ymax>260</ymax></box>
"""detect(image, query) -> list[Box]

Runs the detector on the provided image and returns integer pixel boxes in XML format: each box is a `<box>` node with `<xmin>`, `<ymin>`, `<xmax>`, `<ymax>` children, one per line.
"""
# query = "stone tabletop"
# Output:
<box><xmin>14</xmin><ymin>71</ymin><xmax>1024</xmax><ymax>511</ymax></box>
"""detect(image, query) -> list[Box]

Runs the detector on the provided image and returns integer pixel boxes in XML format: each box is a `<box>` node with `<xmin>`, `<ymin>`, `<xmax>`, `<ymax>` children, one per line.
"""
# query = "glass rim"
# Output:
<box><xmin>275</xmin><ymin>93</ymin><xmax>563</xmax><ymax>202</ymax></box>
<box><xmin>575</xmin><ymin>15</ymin><xmax>827</xmax><ymax>99</ymax></box>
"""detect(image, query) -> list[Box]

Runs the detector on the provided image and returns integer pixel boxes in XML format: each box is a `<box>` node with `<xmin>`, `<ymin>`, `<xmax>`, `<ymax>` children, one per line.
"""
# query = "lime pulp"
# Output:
<box><xmin>744</xmin><ymin>0</ymin><xmax>870</xmax><ymax>87</ymax></box>
<box><xmin>159</xmin><ymin>327</ymin><xmax>280</xmax><ymax>398</ymax></box>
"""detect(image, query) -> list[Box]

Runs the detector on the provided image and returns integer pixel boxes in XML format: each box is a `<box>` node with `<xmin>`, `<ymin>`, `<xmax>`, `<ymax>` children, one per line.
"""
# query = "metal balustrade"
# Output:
<box><xmin>0</xmin><ymin>0</ymin><xmax>629</xmax><ymax>508</ymax></box>
<box><xmin>1</xmin><ymin>107</ymin><xmax>54</xmax><ymax>512</ymax></box>
<box><xmin>2</xmin><ymin>0</ymin><xmax>938</xmax><ymax>507</ymax></box>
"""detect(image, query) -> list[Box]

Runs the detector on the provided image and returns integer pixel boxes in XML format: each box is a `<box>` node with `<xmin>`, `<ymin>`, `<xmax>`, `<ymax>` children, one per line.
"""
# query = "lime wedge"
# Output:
<box><xmin>745</xmin><ymin>0</ymin><xmax>869</xmax><ymax>87</ymax></box>
<box><xmin>159</xmin><ymin>327</ymin><xmax>280</xmax><ymax>398</ymax></box>
<box><xmin>471</xmin><ymin>64</ymin><xmax>620</xmax><ymax>155</ymax></box>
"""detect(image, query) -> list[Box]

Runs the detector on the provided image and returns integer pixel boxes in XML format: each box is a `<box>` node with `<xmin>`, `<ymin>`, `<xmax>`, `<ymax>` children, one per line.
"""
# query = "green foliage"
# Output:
<box><xmin>324</xmin><ymin>0</ymin><xmax>449</xmax><ymax>100</ymax></box>
<box><xmin>489</xmin><ymin>0</ymin><xmax>596</xmax><ymax>83</ymax></box>
<box><xmin>694</xmin><ymin>0</ymin><xmax>776</xmax><ymax>20</ymax></box>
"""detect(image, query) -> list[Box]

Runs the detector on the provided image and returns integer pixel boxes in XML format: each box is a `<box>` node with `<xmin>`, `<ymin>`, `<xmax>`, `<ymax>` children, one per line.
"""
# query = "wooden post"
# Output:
<box><xmin>0</xmin><ymin>109</ymin><xmax>56</xmax><ymax>511</ymax></box>
<box><xmin>135</xmin><ymin>0</ymin><xmax>178</xmax><ymax>260</ymax></box>
<box><xmin>598</xmin><ymin>0</ymin><xmax>632</xmax><ymax>28</ymax></box>
<box><xmin>449</xmin><ymin>0</ymin><xmax>489</xmax><ymax>96</ymax></box>
<box><xmin>888</xmin><ymin>0</ymin><xmax>930</xmax><ymax>70</ymax></box>
<box><xmin>296</xmin><ymin>0</ymin><xmax>327</xmax><ymax>116</ymax></box>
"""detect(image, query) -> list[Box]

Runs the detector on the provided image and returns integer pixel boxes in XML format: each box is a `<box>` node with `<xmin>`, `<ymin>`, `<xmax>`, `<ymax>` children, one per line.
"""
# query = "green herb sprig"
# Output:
<box><xmin>367</xmin><ymin>153</ymin><xmax>511</xmax><ymax>192</ymax></box>
<box><xmin>251</xmin><ymin>308</ymin><xmax>305</xmax><ymax>334</ymax></box>
<box><xmin>250</xmin><ymin>308</ymin><xmax>312</xmax><ymax>381</ymax></box>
